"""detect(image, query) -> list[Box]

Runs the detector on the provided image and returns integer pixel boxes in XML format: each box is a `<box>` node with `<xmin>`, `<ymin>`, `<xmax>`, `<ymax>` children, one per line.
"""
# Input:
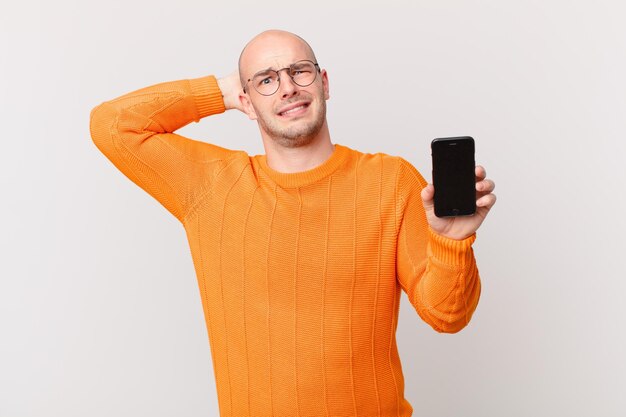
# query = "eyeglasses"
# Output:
<box><xmin>243</xmin><ymin>60</ymin><xmax>320</xmax><ymax>96</ymax></box>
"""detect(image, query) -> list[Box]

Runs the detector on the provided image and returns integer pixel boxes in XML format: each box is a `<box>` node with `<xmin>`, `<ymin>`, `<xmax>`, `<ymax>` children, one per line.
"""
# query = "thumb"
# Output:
<box><xmin>421</xmin><ymin>183</ymin><xmax>435</xmax><ymax>212</ymax></box>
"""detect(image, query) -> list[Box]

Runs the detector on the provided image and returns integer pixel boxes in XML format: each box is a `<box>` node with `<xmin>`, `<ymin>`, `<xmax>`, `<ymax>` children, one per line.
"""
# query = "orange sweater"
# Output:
<box><xmin>89</xmin><ymin>75</ymin><xmax>481</xmax><ymax>417</ymax></box>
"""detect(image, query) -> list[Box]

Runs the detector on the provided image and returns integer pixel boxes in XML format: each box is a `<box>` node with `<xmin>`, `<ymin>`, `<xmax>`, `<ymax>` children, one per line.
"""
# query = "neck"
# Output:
<box><xmin>261</xmin><ymin>123</ymin><xmax>334</xmax><ymax>173</ymax></box>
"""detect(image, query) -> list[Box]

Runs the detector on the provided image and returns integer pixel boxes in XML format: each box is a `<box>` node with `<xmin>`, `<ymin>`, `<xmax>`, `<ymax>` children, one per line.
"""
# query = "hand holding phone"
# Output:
<box><xmin>422</xmin><ymin>136</ymin><xmax>496</xmax><ymax>241</ymax></box>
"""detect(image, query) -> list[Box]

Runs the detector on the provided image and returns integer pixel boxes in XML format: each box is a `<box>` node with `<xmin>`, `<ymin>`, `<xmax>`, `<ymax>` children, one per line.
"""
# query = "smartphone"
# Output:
<box><xmin>431</xmin><ymin>136</ymin><xmax>476</xmax><ymax>217</ymax></box>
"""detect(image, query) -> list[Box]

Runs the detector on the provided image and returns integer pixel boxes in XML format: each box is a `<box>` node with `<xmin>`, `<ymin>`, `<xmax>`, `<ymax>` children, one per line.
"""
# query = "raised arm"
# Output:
<box><xmin>395</xmin><ymin>158</ymin><xmax>482</xmax><ymax>333</ymax></box>
<box><xmin>89</xmin><ymin>73</ymin><xmax>243</xmax><ymax>222</ymax></box>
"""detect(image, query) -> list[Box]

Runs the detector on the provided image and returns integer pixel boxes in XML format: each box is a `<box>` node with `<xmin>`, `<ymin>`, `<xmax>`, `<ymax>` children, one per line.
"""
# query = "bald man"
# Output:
<box><xmin>90</xmin><ymin>29</ymin><xmax>496</xmax><ymax>416</ymax></box>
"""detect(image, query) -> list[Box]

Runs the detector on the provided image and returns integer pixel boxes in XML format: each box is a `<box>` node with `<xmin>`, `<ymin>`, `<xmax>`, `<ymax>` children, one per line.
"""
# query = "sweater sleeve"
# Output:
<box><xmin>395</xmin><ymin>157</ymin><xmax>481</xmax><ymax>333</ymax></box>
<box><xmin>89</xmin><ymin>75</ymin><xmax>235</xmax><ymax>222</ymax></box>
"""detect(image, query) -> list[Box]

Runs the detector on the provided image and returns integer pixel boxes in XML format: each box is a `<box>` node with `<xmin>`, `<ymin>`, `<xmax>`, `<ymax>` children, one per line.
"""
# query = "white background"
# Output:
<box><xmin>1</xmin><ymin>1</ymin><xmax>625</xmax><ymax>416</ymax></box>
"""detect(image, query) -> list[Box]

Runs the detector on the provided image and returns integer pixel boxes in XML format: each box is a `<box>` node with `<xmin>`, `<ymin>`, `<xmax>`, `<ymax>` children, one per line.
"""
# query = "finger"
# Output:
<box><xmin>421</xmin><ymin>184</ymin><xmax>435</xmax><ymax>211</ymax></box>
<box><xmin>476</xmin><ymin>178</ymin><xmax>495</xmax><ymax>193</ymax></box>
<box><xmin>475</xmin><ymin>165</ymin><xmax>486</xmax><ymax>181</ymax></box>
<box><xmin>476</xmin><ymin>193</ymin><xmax>497</xmax><ymax>210</ymax></box>
<box><xmin>421</xmin><ymin>183</ymin><xmax>434</xmax><ymax>202</ymax></box>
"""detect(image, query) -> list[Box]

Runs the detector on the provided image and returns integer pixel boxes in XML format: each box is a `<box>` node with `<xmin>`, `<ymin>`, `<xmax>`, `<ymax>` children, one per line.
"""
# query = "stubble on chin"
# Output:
<box><xmin>258</xmin><ymin>100</ymin><xmax>326</xmax><ymax>149</ymax></box>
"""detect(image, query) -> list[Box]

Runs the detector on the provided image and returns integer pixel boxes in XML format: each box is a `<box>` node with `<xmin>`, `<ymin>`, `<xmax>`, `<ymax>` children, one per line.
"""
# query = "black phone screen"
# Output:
<box><xmin>431</xmin><ymin>136</ymin><xmax>476</xmax><ymax>217</ymax></box>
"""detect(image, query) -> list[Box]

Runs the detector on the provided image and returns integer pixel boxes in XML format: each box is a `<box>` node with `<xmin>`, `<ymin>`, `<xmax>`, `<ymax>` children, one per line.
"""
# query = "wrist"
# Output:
<box><xmin>188</xmin><ymin>75</ymin><xmax>226</xmax><ymax>117</ymax></box>
<box><xmin>428</xmin><ymin>228</ymin><xmax>476</xmax><ymax>266</ymax></box>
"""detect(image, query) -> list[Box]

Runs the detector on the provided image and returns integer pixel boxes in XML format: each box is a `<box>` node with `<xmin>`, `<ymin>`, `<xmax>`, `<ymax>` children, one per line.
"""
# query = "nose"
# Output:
<box><xmin>277</xmin><ymin>69</ymin><xmax>298</xmax><ymax>99</ymax></box>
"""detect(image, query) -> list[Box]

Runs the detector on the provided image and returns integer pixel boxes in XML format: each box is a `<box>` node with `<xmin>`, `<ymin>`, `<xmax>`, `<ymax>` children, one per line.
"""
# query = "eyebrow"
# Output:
<box><xmin>254</xmin><ymin>68</ymin><xmax>274</xmax><ymax>77</ymax></box>
<box><xmin>253</xmin><ymin>60</ymin><xmax>308</xmax><ymax>75</ymax></box>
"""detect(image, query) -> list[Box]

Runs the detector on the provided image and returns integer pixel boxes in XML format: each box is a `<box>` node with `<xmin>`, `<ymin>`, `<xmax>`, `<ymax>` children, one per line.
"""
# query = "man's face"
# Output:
<box><xmin>239</xmin><ymin>34</ymin><xmax>330</xmax><ymax>148</ymax></box>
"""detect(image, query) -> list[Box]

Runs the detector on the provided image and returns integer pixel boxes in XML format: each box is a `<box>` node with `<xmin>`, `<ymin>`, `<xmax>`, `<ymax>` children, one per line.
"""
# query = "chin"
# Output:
<box><xmin>270</xmin><ymin>120</ymin><xmax>324</xmax><ymax>147</ymax></box>
<box><xmin>259</xmin><ymin>101</ymin><xmax>326</xmax><ymax>146</ymax></box>
<box><xmin>272</xmin><ymin>137</ymin><xmax>314</xmax><ymax>148</ymax></box>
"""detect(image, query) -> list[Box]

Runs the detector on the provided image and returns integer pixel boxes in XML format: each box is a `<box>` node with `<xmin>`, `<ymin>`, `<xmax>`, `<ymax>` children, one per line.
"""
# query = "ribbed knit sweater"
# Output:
<box><xmin>89</xmin><ymin>75</ymin><xmax>481</xmax><ymax>417</ymax></box>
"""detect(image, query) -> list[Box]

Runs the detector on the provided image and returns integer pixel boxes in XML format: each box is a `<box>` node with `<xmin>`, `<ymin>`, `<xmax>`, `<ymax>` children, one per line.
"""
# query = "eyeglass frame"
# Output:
<box><xmin>243</xmin><ymin>60</ymin><xmax>321</xmax><ymax>96</ymax></box>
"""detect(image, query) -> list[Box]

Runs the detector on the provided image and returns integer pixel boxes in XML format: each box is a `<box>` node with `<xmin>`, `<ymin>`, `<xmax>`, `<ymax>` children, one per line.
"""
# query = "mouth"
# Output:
<box><xmin>277</xmin><ymin>102</ymin><xmax>311</xmax><ymax>118</ymax></box>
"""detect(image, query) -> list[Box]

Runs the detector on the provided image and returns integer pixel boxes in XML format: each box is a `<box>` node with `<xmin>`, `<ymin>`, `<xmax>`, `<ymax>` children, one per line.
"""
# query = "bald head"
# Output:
<box><xmin>238</xmin><ymin>30</ymin><xmax>318</xmax><ymax>89</ymax></box>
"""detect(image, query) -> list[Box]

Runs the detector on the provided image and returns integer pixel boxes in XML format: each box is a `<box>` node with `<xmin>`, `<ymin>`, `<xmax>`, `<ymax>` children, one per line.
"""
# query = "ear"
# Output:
<box><xmin>321</xmin><ymin>69</ymin><xmax>330</xmax><ymax>100</ymax></box>
<box><xmin>239</xmin><ymin>92</ymin><xmax>258</xmax><ymax>120</ymax></box>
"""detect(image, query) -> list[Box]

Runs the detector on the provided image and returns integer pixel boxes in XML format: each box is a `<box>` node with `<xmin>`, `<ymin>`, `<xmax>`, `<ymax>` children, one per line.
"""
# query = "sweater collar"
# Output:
<box><xmin>256</xmin><ymin>143</ymin><xmax>350</xmax><ymax>188</ymax></box>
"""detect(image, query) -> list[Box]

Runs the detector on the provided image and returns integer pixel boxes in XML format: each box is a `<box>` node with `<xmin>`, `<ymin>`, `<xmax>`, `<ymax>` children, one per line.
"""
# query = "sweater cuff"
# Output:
<box><xmin>427</xmin><ymin>228</ymin><xmax>476</xmax><ymax>266</ymax></box>
<box><xmin>188</xmin><ymin>75</ymin><xmax>226</xmax><ymax>119</ymax></box>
